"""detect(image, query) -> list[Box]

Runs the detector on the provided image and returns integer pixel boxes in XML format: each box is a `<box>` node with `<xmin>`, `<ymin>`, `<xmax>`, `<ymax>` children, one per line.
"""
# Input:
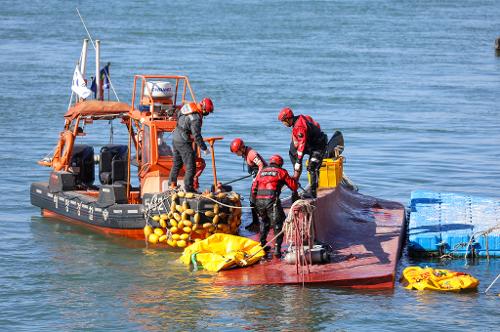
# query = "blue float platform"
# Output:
<box><xmin>408</xmin><ymin>190</ymin><xmax>500</xmax><ymax>257</ymax></box>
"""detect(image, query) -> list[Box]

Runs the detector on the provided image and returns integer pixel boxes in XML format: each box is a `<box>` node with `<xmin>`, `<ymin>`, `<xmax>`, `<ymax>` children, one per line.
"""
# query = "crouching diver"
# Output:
<box><xmin>229</xmin><ymin>138</ymin><xmax>267</xmax><ymax>230</ymax></box>
<box><xmin>251</xmin><ymin>155</ymin><xmax>298</xmax><ymax>258</ymax></box>
<box><xmin>278</xmin><ymin>107</ymin><xmax>327</xmax><ymax>198</ymax></box>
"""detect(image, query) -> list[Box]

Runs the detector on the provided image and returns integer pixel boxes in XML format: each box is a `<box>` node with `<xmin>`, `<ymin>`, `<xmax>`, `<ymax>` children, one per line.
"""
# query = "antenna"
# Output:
<box><xmin>75</xmin><ymin>8</ymin><xmax>120</xmax><ymax>101</ymax></box>
<box><xmin>76</xmin><ymin>8</ymin><xmax>95</xmax><ymax>50</ymax></box>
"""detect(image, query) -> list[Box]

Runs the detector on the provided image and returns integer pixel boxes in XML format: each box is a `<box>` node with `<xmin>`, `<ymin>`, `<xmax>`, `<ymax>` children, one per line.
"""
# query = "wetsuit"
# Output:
<box><xmin>289</xmin><ymin>114</ymin><xmax>327</xmax><ymax>198</ymax></box>
<box><xmin>168</xmin><ymin>102</ymin><xmax>207</xmax><ymax>192</ymax></box>
<box><xmin>242</xmin><ymin>147</ymin><xmax>267</xmax><ymax>226</ymax></box>
<box><xmin>251</xmin><ymin>165</ymin><xmax>298</xmax><ymax>255</ymax></box>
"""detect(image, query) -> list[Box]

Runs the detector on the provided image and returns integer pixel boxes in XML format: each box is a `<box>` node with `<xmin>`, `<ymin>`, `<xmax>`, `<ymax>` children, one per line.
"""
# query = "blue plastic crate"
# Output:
<box><xmin>408</xmin><ymin>190</ymin><xmax>499</xmax><ymax>257</ymax></box>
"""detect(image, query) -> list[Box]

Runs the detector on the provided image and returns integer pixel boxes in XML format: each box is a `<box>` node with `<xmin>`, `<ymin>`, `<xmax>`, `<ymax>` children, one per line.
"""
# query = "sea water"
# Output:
<box><xmin>0</xmin><ymin>0</ymin><xmax>499</xmax><ymax>330</ymax></box>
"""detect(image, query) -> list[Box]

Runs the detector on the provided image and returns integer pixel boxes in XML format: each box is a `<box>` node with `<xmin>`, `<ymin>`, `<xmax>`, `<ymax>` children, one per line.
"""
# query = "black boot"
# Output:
<box><xmin>184</xmin><ymin>186</ymin><xmax>199</xmax><ymax>194</ymax></box>
<box><xmin>260</xmin><ymin>243</ymin><xmax>272</xmax><ymax>260</ymax></box>
<box><xmin>300</xmin><ymin>188</ymin><xmax>314</xmax><ymax>199</ymax></box>
<box><xmin>273</xmin><ymin>245</ymin><xmax>282</xmax><ymax>258</ymax></box>
<box><xmin>259</xmin><ymin>219</ymin><xmax>270</xmax><ymax>256</ymax></box>
<box><xmin>311</xmin><ymin>184</ymin><xmax>317</xmax><ymax>199</ymax></box>
<box><xmin>245</xmin><ymin>202</ymin><xmax>260</xmax><ymax>232</ymax></box>
<box><xmin>308</xmin><ymin>163</ymin><xmax>320</xmax><ymax>198</ymax></box>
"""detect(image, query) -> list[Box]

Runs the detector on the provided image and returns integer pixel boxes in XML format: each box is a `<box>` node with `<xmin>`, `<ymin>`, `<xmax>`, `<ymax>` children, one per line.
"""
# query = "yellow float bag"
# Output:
<box><xmin>402</xmin><ymin>266</ymin><xmax>479</xmax><ymax>292</ymax></box>
<box><xmin>179</xmin><ymin>233</ymin><xmax>265</xmax><ymax>272</ymax></box>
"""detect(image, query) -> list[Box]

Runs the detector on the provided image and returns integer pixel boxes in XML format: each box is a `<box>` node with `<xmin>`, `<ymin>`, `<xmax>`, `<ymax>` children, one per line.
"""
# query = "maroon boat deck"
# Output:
<box><xmin>215</xmin><ymin>185</ymin><xmax>406</xmax><ymax>289</ymax></box>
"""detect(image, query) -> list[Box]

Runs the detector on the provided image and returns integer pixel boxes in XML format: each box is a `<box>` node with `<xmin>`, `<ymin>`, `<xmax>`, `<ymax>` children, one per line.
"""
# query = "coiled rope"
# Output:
<box><xmin>244</xmin><ymin>199</ymin><xmax>315</xmax><ymax>268</ymax></box>
<box><xmin>283</xmin><ymin>199</ymin><xmax>316</xmax><ymax>282</ymax></box>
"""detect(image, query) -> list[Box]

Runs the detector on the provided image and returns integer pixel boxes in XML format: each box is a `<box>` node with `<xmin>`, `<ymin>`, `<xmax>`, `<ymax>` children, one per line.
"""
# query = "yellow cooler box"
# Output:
<box><xmin>308</xmin><ymin>158</ymin><xmax>343</xmax><ymax>189</ymax></box>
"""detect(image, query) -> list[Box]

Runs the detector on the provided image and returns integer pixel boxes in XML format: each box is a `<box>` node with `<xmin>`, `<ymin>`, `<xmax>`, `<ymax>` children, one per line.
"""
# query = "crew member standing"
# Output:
<box><xmin>278</xmin><ymin>107</ymin><xmax>327</xmax><ymax>198</ymax></box>
<box><xmin>229</xmin><ymin>138</ymin><xmax>267</xmax><ymax>229</ymax></box>
<box><xmin>169</xmin><ymin>98</ymin><xmax>214</xmax><ymax>192</ymax></box>
<box><xmin>251</xmin><ymin>155</ymin><xmax>298</xmax><ymax>258</ymax></box>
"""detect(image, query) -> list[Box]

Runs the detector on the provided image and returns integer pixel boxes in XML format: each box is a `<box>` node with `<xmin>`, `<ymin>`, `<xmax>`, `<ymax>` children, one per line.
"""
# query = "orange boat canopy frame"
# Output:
<box><xmin>64</xmin><ymin>100</ymin><xmax>131</xmax><ymax>121</ymax></box>
<box><xmin>39</xmin><ymin>74</ymin><xmax>222</xmax><ymax>202</ymax></box>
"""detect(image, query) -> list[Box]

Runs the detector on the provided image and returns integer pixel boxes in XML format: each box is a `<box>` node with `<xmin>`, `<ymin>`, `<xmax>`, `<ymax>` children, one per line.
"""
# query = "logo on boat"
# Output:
<box><xmin>151</xmin><ymin>86</ymin><xmax>172</xmax><ymax>94</ymax></box>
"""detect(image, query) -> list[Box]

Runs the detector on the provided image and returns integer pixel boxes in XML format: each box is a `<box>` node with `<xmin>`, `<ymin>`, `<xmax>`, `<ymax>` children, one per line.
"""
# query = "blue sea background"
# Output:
<box><xmin>0</xmin><ymin>0</ymin><xmax>499</xmax><ymax>330</ymax></box>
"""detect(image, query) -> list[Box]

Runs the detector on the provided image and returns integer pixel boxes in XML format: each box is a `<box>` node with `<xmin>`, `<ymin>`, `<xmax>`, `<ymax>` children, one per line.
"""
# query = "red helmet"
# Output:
<box><xmin>200</xmin><ymin>98</ymin><xmax>214</xmax><ymax>114</ymax></box>
<box><xmin>278</xmin><ymin>107</ymin><xmax>294</xmax><ymax>122</ymax></box>
<box><xmin>230</xmin><ymin>138</ymin><xmax>245</xmax><ymax>153</ymax></box>
<box><xmin>269</xmin><ymin>154</ymin><xmax>283</xmax><ymax>167</ymax></box>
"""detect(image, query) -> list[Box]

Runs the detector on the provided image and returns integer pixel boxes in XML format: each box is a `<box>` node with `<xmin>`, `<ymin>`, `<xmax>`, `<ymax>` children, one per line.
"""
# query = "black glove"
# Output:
<box><xmin>248</xmin><ymin>166</ymin><xmax>258</xmax><ymax>177</ymax></box>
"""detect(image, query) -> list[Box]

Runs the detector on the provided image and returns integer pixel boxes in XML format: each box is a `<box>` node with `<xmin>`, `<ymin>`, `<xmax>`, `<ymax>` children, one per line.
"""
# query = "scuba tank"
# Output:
<box><xmin>283</xmin><ymin>244</ymin><xmax>331</xmax><ymax>265</ymax></box>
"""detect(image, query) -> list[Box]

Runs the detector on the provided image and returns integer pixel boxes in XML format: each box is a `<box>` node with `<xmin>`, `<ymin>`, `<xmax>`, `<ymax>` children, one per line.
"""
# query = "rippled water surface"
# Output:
<box><xmin>1</xmin><ymin>0</ymin><xmax>499</xmax><ymax>330</ymax></box>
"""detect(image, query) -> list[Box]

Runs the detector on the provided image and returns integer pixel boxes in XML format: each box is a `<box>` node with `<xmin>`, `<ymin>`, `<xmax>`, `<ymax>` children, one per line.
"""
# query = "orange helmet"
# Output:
<box><xmin>269</xmin><ymin>154</ymin><xmax>283</xmax><ymax>167</ymax></box>
<box><xmin>230</xmin><ymin>138</ymin><xmax>245</xmax><ymax>153</ymax></box>
<box><xmin>278</xmin><ymin>107</ymin><xmax>294</xmax><ymax>122</ymax></box>
<box><xmin>200</xmin><ymin>98</ymin><xmax>214</xmax><ymax>115</ymax></box>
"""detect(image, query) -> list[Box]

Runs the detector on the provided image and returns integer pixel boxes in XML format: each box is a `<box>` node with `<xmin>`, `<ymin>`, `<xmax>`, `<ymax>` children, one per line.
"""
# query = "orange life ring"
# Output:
<box><xmin>52</xmin><ymin>131</ymin><xmax>75</xmax><ymax>171</ymax></box>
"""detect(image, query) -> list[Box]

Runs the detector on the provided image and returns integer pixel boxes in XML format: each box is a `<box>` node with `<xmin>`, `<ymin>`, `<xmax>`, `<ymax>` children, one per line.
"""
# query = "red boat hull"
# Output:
<box><xmin>215</xmin><ymin>185</ymin><xmax>406</xmax><ymax>289</ymax></box>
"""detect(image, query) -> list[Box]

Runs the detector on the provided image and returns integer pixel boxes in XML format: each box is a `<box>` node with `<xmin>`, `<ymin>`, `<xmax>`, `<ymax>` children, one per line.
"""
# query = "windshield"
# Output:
<box><xmin>157</xmin><ymin>130</ymin><xmax>173</xmax><ymax>157</ymax></box>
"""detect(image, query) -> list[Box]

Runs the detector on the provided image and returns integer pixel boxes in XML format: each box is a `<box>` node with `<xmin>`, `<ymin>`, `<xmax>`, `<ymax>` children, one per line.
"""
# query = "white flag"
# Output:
<box><xmin>71</xmin><ymin>65</ymin><xmax>92</xmax><ymax>99</ymax></box>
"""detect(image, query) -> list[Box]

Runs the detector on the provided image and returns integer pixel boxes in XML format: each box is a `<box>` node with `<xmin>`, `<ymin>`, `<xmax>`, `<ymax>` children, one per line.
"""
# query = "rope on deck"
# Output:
<box><xmin>283</xmin><ymin>199</ymin><xmax>316</xmax><ymax>284</ymax></box>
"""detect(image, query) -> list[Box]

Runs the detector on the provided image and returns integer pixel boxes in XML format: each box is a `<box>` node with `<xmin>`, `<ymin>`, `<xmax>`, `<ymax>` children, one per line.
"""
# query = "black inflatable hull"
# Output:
<box><xmin>30</xmin><ymin>182</ymin><xmax>146</xmax><ymax>239</ymax></box>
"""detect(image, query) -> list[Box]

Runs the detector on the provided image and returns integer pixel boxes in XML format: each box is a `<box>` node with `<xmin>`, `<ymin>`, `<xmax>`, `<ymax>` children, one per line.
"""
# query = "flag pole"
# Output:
<box><xmin>76</xmin><ymin>8</ymin><xmax>120</xmax><ymax>101</ymax></box>
<box><xmin>96</xmin><ymin>39</ymin><xmax>101</xmax><ymax>101</ymax></box>
<box><xmin>79</xmin><ymin>38</ymin><xmax>89</xmax><ymax>78</ymax></box>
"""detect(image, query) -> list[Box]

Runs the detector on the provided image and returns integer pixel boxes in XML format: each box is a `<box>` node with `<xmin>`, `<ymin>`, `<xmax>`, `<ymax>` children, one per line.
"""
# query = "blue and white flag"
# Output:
<box><xmin>102</xmin><ymin>63</ymin><xmax>110</xmax><ymax>89</ymax></box>
<box><xmin>90</xmin><ymin>63</ymin><xmax>110</xmax><ymax>98</ymax></box>
<box><xmin>71</xmin><ymin>65</ymin><xmax>92</xmax><ymax>99</ymax></box>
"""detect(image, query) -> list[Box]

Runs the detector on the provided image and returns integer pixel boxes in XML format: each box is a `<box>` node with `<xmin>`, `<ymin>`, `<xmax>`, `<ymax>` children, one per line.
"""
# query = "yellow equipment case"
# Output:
<box><xmin>308</xmin><ymin>157</ymin><xmax>343</xmax><ymax>189</ymax></box>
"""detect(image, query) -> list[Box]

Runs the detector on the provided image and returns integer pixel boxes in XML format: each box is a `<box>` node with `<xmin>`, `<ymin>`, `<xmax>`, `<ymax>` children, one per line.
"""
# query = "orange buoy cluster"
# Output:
<box><xmin>144</xmin><ymin>191</ymin><xmax>242</xmax><ymax>248</ymax></box>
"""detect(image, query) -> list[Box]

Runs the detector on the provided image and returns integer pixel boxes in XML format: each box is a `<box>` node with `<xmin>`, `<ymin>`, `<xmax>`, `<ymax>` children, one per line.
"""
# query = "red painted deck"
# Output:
<box><xmin>215</xmin><ymin>185</ymin><xmax>406</xmax><ymax>289</ymax></box>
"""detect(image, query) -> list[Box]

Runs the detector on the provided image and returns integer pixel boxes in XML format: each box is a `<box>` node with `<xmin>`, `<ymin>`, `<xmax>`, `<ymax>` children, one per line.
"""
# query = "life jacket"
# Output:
<box><xmin>179</xmin><ymin>102</ymin><xmax>203</xmax><ymax>124</ymax></box>
<box><xmin>251</xmin><ymin>166</ymin><xmax>298</xmax><ymax>201</ymax></box>
<box><xmin>292</xmin><ymin>114</ymin><xmax>325</xmax><ymax>161</ymax></box>
<box><xmin>175</xmin><ymin>102</ymin><xmax>204</xmax><ymax>145</ymax></box>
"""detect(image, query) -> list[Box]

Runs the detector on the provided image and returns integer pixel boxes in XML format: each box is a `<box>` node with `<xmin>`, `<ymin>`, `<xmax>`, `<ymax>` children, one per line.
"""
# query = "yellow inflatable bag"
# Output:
<box><xmin>179</xmin><ymin>233</ymin><xmax>265</xmax><ymax>272</ymax></box>
<box><xmin>402</xmin><ymin>266</ymin><xmax>479</xmax><ymax>292</ymax></box>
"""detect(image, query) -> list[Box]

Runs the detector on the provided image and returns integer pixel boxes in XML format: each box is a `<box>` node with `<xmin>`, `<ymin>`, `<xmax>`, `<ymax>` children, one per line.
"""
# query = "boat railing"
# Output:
<box><xmin>131</xmin><ymin>75</ymin><xmax>197</xmax><ymax>118</ymax></box>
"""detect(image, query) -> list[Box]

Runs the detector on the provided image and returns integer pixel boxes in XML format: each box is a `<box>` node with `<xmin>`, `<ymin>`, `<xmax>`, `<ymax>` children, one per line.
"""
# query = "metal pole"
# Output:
<box><xmin>95</xmin><ymin>39</ymin><xmax>101</xmax><ymax>100</ymax></box>
<box><xmin>76</xmin><ymin>9</ymin><xmax>119</xmax><ymax>101</ymax></box>
<box><xmin>221</xmin><ymin>174</ymin><xmax>252</xmax><ymax>186</ymax></box>
<box><xmin>126</xmin><ymin>118</ymin><xmax>132</xmax><ymax>202</ymax></box>
<box><xmin>209</xmin><ymin>141</ymin><xmax>218</xmax><ymax>190</ymax></box>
